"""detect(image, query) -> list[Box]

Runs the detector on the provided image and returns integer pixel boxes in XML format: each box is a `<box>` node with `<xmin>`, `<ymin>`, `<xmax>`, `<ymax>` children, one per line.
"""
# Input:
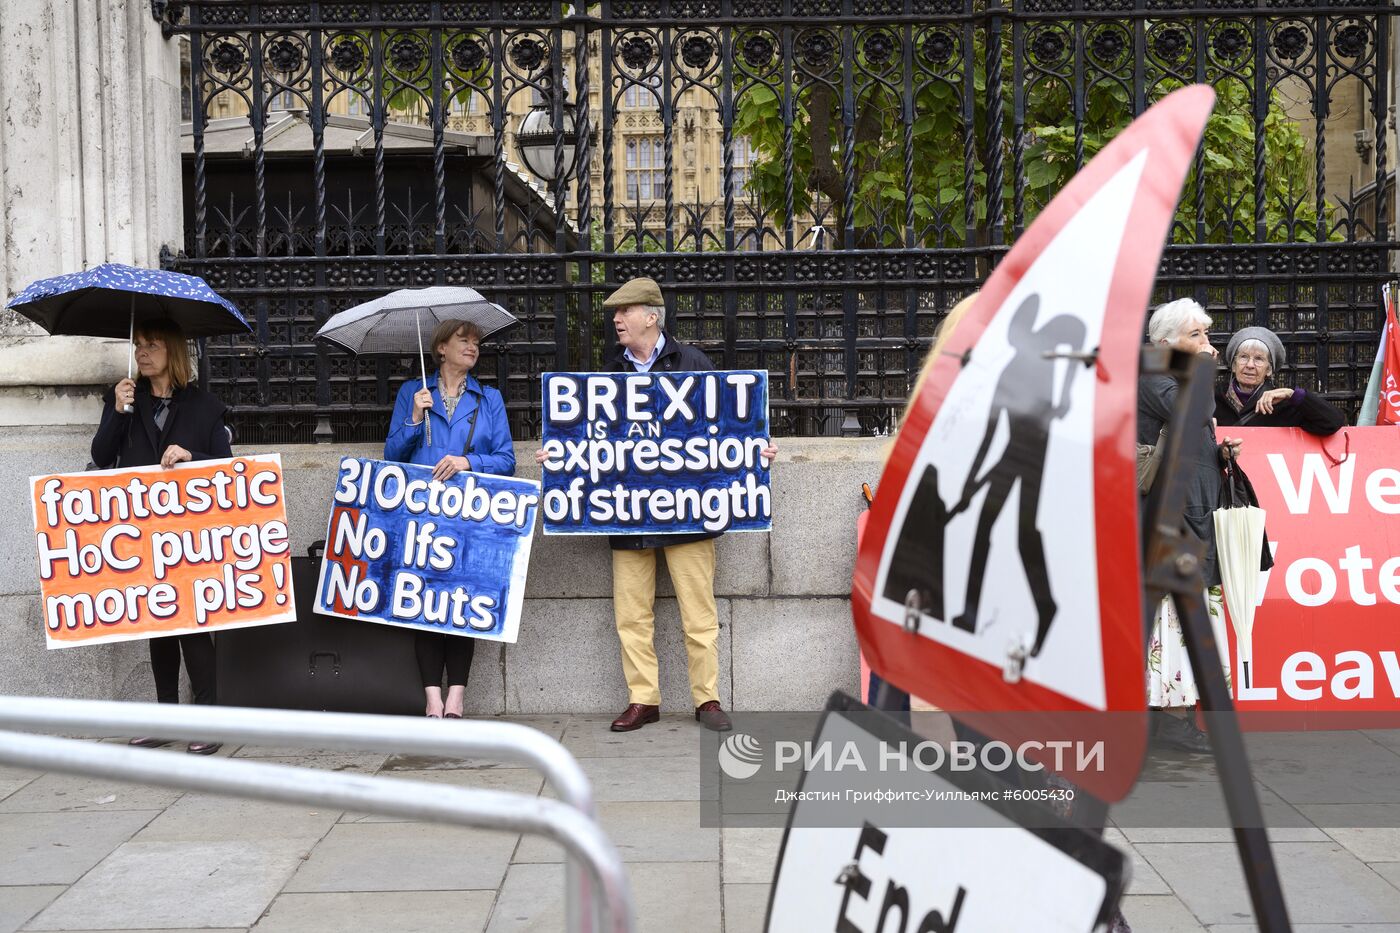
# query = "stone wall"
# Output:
<box><xmin>3</xmin><ymin>432</ymin><xmax>886</xmax><ymax>713</ymax></box>
<box><xmin>0</xmin><ymin>0</ymin><xmax>184</xmax><ymax>425</ymax></box>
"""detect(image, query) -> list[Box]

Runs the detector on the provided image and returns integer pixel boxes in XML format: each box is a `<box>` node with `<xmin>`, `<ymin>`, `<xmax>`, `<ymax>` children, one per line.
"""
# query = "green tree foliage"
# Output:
<box><xmin>732</xmin><ymin>34</ymin><xmax>1330</xmax><ymax>248</ymax></box>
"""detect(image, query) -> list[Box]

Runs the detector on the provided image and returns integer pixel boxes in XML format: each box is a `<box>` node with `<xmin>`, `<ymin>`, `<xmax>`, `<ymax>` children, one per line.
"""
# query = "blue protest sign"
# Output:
<box><xmin>539</xmin><ymin>370</ymin><xmax>772</xmax><ymax>535</ymax></box>
<box><xmin>314</xmin><ymin>458</ymin><xmax>540</xmax><ymax>642</ymax></box>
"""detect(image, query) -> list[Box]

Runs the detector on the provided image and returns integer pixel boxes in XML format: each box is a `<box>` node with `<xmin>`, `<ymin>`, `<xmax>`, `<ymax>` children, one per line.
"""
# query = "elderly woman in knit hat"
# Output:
<box><xmin>1214</xmin><ymin>326</ymin><xmax>1344</xmax><ymax>434</ymax></box>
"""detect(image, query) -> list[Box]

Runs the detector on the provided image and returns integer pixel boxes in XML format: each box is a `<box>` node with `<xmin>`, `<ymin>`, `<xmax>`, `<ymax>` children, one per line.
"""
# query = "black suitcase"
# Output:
<box><xmin>215</xmin><ymin>543</ymin><xmax>423</xmax><ymax>715</ymax></box>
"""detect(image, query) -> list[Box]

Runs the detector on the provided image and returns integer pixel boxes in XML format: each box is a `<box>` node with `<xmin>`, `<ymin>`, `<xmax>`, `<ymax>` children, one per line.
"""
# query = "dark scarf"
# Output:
<box><xmin>1224</xmin><ymin>378</ymin><xmax>1268</xmax><ymax>415</ymax></box>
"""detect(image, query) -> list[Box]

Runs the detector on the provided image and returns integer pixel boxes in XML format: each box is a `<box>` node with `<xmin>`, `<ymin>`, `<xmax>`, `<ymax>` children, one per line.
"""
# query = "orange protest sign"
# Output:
<box><xmin>31</xmin><ymin>454</ymin><xmax>295</xmax><ymax>649</ymax></box>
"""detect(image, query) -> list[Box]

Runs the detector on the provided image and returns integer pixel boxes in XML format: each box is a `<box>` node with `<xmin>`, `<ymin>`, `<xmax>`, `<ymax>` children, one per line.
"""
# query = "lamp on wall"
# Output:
<box><xmin>517</xmin><ymin>80</ymin><xmax>578</xmax><ymax>186</ymax></box>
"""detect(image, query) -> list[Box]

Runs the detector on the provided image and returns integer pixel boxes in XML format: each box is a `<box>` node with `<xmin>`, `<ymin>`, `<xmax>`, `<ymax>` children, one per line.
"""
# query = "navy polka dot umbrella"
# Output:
<box><xmin>6</xmin><ymin>263</ymin><xmax>250</xmax><ymax>411</ymax></box>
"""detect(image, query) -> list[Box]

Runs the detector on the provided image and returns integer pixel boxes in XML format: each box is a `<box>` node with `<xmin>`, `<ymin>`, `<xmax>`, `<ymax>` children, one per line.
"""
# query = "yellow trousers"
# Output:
<box><xmin>611</xmin><ymin>539</ymin><xmax>719</xmax><ymax>707</ymax></box>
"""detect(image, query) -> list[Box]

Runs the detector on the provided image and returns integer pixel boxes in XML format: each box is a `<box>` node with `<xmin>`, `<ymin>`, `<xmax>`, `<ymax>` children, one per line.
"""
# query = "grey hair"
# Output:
<box><xmin>643</xmin><ymin>304</ymin><xmax>666</xmax><ymax>329</ymax></box>
<box><xmin>1147</xmin><ymin>298</ymin><xmax>1211</xmax><ymax>346</ymax></box>
<box><xmin>1235</xmin><ymin>337</ymin><xmax>1273</xmax><ymax>371</ymax></box>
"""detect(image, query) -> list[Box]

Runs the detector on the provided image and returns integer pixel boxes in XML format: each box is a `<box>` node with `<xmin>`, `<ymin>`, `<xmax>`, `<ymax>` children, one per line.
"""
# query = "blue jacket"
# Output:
<box><xmin>384</xmin><ymin>372</ymin><xmax>516</xmax><ymax>476</ymax></box>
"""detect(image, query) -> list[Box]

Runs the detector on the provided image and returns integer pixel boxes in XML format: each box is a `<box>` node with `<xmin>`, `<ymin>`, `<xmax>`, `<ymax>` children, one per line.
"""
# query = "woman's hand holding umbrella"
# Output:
<box><xmin>114</xmin><ymin>378</ymin><xmax>137</xmax><ymax>411</ymax></box>
<box><xmin>411</xmin><ymin>388</ymin><xmax>434</xmax><ymax>425</ymax></box>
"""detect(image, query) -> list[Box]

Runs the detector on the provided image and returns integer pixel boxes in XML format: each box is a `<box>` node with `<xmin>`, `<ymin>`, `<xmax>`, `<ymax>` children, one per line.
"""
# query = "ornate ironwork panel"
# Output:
<box><xmin>169</xmin><ymin>0</ymin><xmax>1396</xmax><ymax>443</ymax></box>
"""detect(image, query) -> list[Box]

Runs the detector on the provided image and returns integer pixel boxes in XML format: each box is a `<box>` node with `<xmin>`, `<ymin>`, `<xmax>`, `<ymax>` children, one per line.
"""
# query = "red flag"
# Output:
<box><xmin>1381</xmin><ymin>286</ymin><xmax>1400</xmax><ymax>426</ymax></box>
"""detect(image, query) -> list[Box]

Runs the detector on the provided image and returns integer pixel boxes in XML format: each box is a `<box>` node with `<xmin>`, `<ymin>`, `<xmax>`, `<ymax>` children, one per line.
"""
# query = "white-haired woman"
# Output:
<box><xmin>1139</xmin><ymin>298</ymin><xmax>1239</xmax><ymax>752</ymax></box>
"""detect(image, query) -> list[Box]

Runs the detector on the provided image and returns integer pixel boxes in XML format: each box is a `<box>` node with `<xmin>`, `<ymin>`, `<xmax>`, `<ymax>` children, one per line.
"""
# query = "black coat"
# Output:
<box><xmin>1139</xmin><ymin>372</ymin><xmax>1224</xmax><ymax>587</ymax></box>
<box><xmin>1214</xmin><ymin>382</ymin><xmax>1345</xmax><ymax>435</ymax></box>
<box><xmin>601</xmin><ymin>331</ymin><xmax>720</xmax><ymax>551</ymax></box>
<box><xmin>91</xmin><ymin>379</ymin><xmax>232</xmax><ymax>469</ymax></box>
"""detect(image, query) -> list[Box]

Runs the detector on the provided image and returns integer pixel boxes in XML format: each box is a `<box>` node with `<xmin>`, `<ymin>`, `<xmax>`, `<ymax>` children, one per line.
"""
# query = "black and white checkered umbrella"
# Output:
<box><xmin>315</xmin><ymin>286</ymin><xmax>516</xmax><ymax>356</ymax></box>
<box><xmin>316</xmin><ymin>287</ymin><xmax>516</xmax><ymax>447</ymax></box>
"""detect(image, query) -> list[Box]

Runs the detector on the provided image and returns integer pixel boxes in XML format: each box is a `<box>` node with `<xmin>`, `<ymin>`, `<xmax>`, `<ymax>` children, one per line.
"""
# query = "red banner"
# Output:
<box><xmin>1379</xmin><ymin>290</ymin><xmax>1400</xmax><ymax>425</ymax></box>
<box><xmin>1228</xmin><ymin>427</ymin><xmax>1400</xmax><ymax>717</ymax></box>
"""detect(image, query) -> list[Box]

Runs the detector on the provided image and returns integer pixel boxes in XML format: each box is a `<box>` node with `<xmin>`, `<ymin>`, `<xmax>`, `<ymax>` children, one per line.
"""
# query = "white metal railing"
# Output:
<box><xmin>0</xmin><ymin>697</ymin><xmax>632</xmax><ymax>933</ymax></box>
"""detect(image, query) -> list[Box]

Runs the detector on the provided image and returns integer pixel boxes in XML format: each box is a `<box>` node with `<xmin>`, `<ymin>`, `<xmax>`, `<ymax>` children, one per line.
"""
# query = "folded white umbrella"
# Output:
<box><xmin>316</xmin><ymin>287</ymin><xmax>517</xmax><ymax>446</ymax></box>
<box><xmin>1214</xmin><ymin>497</ymin><xmax>1267</xmax><ymax>690</ymax></box>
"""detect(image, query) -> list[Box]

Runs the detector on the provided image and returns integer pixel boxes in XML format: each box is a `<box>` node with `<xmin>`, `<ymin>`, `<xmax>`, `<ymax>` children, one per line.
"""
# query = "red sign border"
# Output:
<box><xmin>851</xmin><ymin>86</ymin><xmax>1216</xmax><ymax>800</ymax></box>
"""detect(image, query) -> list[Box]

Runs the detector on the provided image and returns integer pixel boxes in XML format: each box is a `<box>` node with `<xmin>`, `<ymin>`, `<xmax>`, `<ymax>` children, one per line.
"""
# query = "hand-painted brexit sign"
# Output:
<box><xmin>31</xmin><ymin>455</ymin><xmax>295</xmax><ymax>648</ymax></box>
<box><xmin>852</xmin><ymin>85</ymin><xmax>1218</xmax><ymax>800</ymax></box>
<box><xmin>315</xmin><ymin>458</ymin><xmax>539</xmax><ymax>642</ymax></box>
<box><xmin>539</xmin><ymin>370</ymin><xmax>771</xmax><ymax>535</ymax></box>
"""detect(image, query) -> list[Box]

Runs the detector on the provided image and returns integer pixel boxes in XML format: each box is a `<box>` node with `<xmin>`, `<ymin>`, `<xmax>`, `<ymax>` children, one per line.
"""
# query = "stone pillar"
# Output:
<box><xmin>0</xmin><ymin>0</ymin><xmax>184</xmax><ymax>424</ymax></box>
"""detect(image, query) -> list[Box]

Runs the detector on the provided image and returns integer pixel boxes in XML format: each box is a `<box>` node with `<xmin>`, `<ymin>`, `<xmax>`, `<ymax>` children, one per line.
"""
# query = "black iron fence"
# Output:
<box><xmin>164</xmin><ymin>0</ymin><xmax>1395</xmax><ymax>443</ymax></box>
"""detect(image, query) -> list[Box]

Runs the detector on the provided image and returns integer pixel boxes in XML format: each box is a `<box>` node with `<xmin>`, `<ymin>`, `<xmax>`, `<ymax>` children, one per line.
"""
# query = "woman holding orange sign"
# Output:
<box><xmin>91</xmin><ymin>317</ymin><xmax>232</xmax><ymax>755</ymax></box>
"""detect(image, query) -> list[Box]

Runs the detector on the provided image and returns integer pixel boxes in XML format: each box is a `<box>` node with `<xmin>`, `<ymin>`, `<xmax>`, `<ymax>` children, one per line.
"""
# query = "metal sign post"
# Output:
<box><xmin>1138</xmin><ymin>346</ymin><xmax>1292</xmax><ymax>933</ymax></box>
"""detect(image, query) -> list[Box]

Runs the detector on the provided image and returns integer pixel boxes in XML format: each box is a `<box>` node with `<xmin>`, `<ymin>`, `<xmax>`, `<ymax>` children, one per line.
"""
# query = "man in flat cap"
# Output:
<box><xmin>543</xmin><ymin>276</ymin><xmax>773</xmax><ymax>733</ymax></box>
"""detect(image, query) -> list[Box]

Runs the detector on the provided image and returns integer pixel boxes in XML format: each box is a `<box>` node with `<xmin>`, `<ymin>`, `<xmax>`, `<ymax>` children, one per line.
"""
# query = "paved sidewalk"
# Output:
<box><xmin>3</xmin><ymin>715</ymin><xmax>1400</xmax><ymax>932</ymax></box>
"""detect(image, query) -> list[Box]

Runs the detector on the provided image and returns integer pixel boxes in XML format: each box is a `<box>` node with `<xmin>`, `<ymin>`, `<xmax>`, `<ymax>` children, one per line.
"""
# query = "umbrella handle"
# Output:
<box><xmin>415</xmin><ymin>308</ymin><xmax>431</xmax><ymax>448</ymax></box>
<box><xmin>122</xmin><ymin>302</ymin><xmax>135</xmax><ymax>414</ymax></box>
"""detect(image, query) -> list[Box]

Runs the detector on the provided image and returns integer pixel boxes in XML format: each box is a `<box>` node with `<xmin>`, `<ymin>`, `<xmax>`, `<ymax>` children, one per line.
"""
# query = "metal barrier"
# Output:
<box><xmin>0</xmin><ymin>697</ymin><xmax>633</xmax><ymax>933</ymax></box>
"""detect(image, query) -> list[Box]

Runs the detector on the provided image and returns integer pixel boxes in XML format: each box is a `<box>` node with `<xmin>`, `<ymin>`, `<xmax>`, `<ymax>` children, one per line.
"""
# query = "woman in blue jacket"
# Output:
<box><xmin>384</xmin><ymin>319</ymin><xmax>516</xmax><ymax>718</ymax></box>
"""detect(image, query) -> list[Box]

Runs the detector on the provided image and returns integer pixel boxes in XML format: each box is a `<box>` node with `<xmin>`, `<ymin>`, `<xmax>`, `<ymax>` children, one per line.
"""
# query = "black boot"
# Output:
<box><xmin>1153</xmin><ymin>711</ymin><xmax>1211</xmax><ymax>753</ymax></box>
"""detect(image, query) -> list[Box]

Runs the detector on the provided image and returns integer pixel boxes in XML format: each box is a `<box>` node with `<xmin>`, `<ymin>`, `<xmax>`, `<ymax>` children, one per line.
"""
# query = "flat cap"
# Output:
<box><xmin>602</xmin><ymin>276</ymin><xmax>664</xmax><ymax>308</ymax></box>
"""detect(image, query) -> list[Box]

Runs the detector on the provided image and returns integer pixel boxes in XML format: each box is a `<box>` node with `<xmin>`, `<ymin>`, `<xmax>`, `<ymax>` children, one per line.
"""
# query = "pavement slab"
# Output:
<box><xmin>1104</xmin><ymin>828</ymin><xmax>1171</xmax><ymax>896</ymax></box>
<box><xmin>1118</xmin><ymin>894</ymin><xmax>1207</xmax><ymax>932</ymax></box>
<box><xmin>251</xmin><ymin>891</ymin><xmax>495</xmax><ymax>933</ymax></box>
<box><xmin>238</xmin><ymin>754</ymin><xmax>389</xmax><ymax>774</ymax></box>
<box><xmin>1374</xmin><ymin>862</ymin><xmax>1400</xmax><ymax>892</ymax></box>
<box><xmin>0</xmin><ymin>778</ymin><xmax>36</xmax><ymax>802</ymax></box>
<box><xmin>1301</xmin><ymin>805</ymin><xmax>1400</xmax><ymax>863</ymax></box>
<box><xmin>485</xmin><ymin>861</ymin><xmax>721</xmax><ymax>933</ymax></box>
<box><xmin>514</xmin><ymin>800</ymin><xmax>717</xmax><ymax>863</ymax></box>
<box><xmin>0</xmin><ymin>773</ymin><xmax>183</xmax><ymax>814</ymax></box>
<box><xmin>25</xmin><ymin>839</ymin><xmax>310</xmax><ymax>930</ymax></box>
<box><xmin>1113</xmin><ymin>780</ymin><xmax>1316</xmax><ymax>842</ymax></box>
<box><xmin>0</xmin><ymin>810</ymin><xmax>159</xmax><ymax>885</ymax></box>
<box><xmin>0</xmin><ymin>885</ymin><xmax>64</xmax><ymax>933</ymax></box>
<box><xmin>1139</xmin><ymin>841</ymin><xmax>1400</xmax><ymax>926</ymax></box>
<box><xmin>722</xmin><ymin>883</ymin><xmax>771</xmax><ymax>933</ymax></box>
<box><xmin>558</xmin><ymin>755</ymin><xmax>703</xmax><ymax>803</ymax></box>
<box><xmin>134</xmin><ymin>793</ymin><xmax>342</xmax><ymax>844</ymax></box>
<box><xmin>1248</xmin><ymin>731</ymin><xmax>1400</xmax><ymax>806</ymax></box>
<box><xmin>14</xmin><ymin>713</ymin><xmax>1400</xmax><ymax>932</ymax></box>
<box><xmin>559</xmin><ymin>715</ymin><xmax>704</xmax><ymax>760</ymax></box>
<box><xmin>282</xmin><ymin>822</ymin><xmax>517</xmax><ymax>893</ymax></box>
<box><xmin>720</xmin><ymin>828</ymin><xmax>783</xmax><ymax>885</ymax></box>
<box><xmin>339</xmin><ymin>768</ymin><xmax>544</xmax><ymax>823</ymax></box>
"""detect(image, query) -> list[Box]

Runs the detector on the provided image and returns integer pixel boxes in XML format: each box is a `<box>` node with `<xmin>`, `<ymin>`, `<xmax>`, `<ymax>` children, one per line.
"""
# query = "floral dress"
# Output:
<box><xmin>1147</xmin><ymin>585</ymin><xmax>1231</xmax><ymax>708</ymax></box>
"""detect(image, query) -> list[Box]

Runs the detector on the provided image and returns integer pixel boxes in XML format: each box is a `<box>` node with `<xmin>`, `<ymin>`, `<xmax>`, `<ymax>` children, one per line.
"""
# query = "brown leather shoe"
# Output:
<box><xmin>695</xmin><ymin>701</ymin><xmax>732</xmax><ymax>732</ymax></box>
<box><xmin>610</xmin><ymin>704</ymin><xmax>660</xmax><ymax>732</ymax></box>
